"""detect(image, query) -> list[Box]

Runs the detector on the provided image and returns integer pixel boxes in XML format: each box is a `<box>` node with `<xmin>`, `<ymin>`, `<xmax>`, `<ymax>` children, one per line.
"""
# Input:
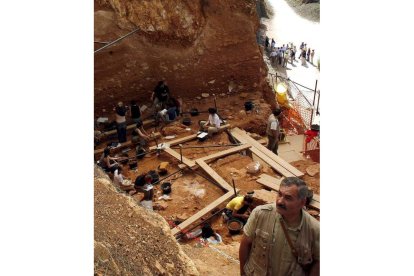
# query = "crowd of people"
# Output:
<box><xmin>265</xmin><ymin>37</ymin><xmax>316</xmax><ymax>68</ymax></box>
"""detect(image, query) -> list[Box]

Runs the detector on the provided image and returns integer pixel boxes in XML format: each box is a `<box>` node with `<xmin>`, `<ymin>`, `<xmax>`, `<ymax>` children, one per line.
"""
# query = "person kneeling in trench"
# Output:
<box><xmin>223</xmin><ymin>194</ymin><xmax>253</xmax><ymax>225</ymax></box>
<box><xmin>113</xmin><ymin>166</ymin><xmax>136</xmax><ymax>195</ymax></box>
<box><xmin>134</xmin><ymin>173</ymin><xmax>154</xmax><ymax>201</ymax></box>
<box><xmin>199</xmin><ymin>107</ymin><xmax>223</xmax><ymax>137</ymax></box>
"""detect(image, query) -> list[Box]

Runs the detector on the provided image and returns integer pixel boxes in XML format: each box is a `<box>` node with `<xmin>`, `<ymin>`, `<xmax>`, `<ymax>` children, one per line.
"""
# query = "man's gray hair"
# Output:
<box><xmin>280</xmin><ymin>177</ymin><xmax>309</xmax><ymax>200</ymax></box>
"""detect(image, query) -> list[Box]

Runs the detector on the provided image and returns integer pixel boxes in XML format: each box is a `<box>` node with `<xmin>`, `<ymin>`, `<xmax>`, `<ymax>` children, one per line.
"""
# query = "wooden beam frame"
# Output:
<box><xmin>231</xmin><ymin>128</ymin><xmax>304</xmax><ymax>177</ymax></box>
<box><xmin>171</xmin><ymin>191</ymin><xmax>236</xmax><ymax>236</ymax></box>
<box><xmin>196</xmin><ymin>144</ymin><xmax>251</xmax><ymax>163</ymax></box>
<box><xmin>163</xmin><ymin>147</ymin><xmax>196</xmax><ymax>168</ymax></box>
<box><xmin>102</xmin><ymin>118</ymin><xmax>155</xmax><ymax>137</ymax></box>
<box><xmin>249</xmin><ymin>147</ymin><xmax>296</xmax><ymax>177</ymax></box>
<box><xmin>149</xmin><ymin>134</ymin><xmax>198</xmax><ymax>151</ymax></box>
<box><xmin>94</xmin><ymin>132</ymin><xmax>161</xmax><ymax>156</ymax></box>
<box><xmin>195</xmin><ymin>160</ymin><xmax>233</xmax><ymax>191</ymax></box>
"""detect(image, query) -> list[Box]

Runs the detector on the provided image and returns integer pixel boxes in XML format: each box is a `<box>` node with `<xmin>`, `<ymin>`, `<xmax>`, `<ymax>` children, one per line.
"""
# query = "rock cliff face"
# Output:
<box><xmin>94</xmin><ymin>0</ymin><xmax>270</xmax><ymax>115</ymax></box>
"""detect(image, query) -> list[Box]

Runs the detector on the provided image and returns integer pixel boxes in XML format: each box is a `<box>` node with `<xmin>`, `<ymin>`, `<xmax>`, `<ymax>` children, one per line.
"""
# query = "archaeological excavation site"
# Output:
<box><xmin>94</xmin><ymin>0</ymin><xmax>320</xmax><ymax>275</ymax></box>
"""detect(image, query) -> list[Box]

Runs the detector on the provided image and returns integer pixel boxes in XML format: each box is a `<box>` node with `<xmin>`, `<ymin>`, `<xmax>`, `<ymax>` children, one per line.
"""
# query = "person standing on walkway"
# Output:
<box><xmin>266</xmin><ymin>108</ymin><xmax>281</xmax><ymax>155</ymax></box>
<box><xmin>306</xmin><ymin>48</ymin><xmax>311</xmax><ymax>62</ymax></box>
<box><xmin>270</xmin><ymin>48</ymin><xmax>277</xmax><ymax>65</ymax></box>
<box><xmin>290</xmin><ymin>47</ymin><xmax>296</xmax><ymax>64</ymax></box>
<box><xmin>301</xmin><ymin>50</ymin><xmax>307</xmax><ymax>66</ymax></box>
<box><xmin>310</xmin><ymin>49</ymin><xmax>315</xmax><ymax>64</ymax></box>
<box><xmin>283</xmin><ymin>49</ymin><xmax>289</xmax><ymax>68</ymax></box>
<box><xmin>239</xmin><ymin>177</ymin><xmax>320</xmax><ymax>276</ymax></box>
<box><xmin>115</xmin><ymin>101</ymin><xmax>128</xmax><ymax>143</ymax></box>
<box><xmin>278</xmin><ymin>48</ymin><xmax>283</xmax><ymax>66</ymax></box>
<box><xmin>271</xmin><ymin>38</ymin><xmax>276</xmax><ymax>50</ymax></box>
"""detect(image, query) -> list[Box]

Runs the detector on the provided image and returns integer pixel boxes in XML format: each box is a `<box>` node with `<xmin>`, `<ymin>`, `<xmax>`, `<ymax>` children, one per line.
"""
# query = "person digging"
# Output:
<box><xmin>223</xmin><ymin>195</ymin><xmax>254</xmax><ymax>225</ymax></box>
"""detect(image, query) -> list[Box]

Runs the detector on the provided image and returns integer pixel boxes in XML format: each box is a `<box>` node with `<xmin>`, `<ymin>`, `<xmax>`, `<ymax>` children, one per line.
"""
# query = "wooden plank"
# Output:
<box><xmin>197</xmin><ymin>144</ymin><xmax>251</xmax><ymax>163</ymax></box>
<box><xmin>94</xmin><ymin>141</ymin><xmax>132</xmax><ymax>156</ymax></box>
<box><xmin>232</xmin><ymin>128</ymin><xmax>304</xmax><ymax>177</ymax></box>
<box><xmin>230</xmin><ymin>130</ymin><xmax>292</xmax><ymax>176</ymax></box>
<box><xmin>168</xmin><ymin>134</ymin><xmax>199</xmax><ymax>146</ymax></box>
<box><xmin>94</xmin><ymin>132</ymin><xmax>161</xmax><ymax>156</ymax></box>
<box><xmin>163</xmin><ymin>147</ymin><xmax>196</xmax><ymax>168</ymax></box>
<box><xmin>201</xmin><ymin>124</ymin><xmax>230</xmax><ymax>132</ymax></box>
<box><xmin>256</xmin><ymin>174</ymin><xmax>284</xmax><ymax>190</ymax></box>
<box><xmin>233</xmin><ymin>127</ymin><xmax>303</xmax><ymax>176</ymax></box>
<box><xmin>256</xmin><ymin>174</ymin><xmax>320</xmax><ymax>210</ymax></box>
<box><xmin>171</xmin><ymin>191</ymin><xmax>236</xmax><ymax>236</ymax></box>
<box><xmin>149</xmin><ymin>133</ymin><xmax>198</xmax><ymax>150</ymax></box>
<box><xmin>150</xmin><ymin>126</ymin><xmax>230</xmax><ymax>151</ymax></box>
<box><xmin>250</xmin><ymin>147</ymin><xmax>296</xmax><ymax>177</ymax></box>
<box><xmin>195</xmin><ymin>160</ymin><xmax>233</xmax><ymax>191</ymax></box>
<box><xmin>102</xmin><ymin>119</ymin><xmax>155</xmax><ymax>136</ymax></box>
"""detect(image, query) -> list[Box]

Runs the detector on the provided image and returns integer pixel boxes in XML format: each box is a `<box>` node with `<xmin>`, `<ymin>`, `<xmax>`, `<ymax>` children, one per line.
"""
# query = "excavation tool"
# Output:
<box><xmin>231</xmin><ymin>179</ymin><xmax>238</xmax><ymax>197</ymax></box>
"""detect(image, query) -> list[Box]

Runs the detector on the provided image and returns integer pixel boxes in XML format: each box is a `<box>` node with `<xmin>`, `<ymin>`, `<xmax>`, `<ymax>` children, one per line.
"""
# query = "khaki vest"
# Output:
<box><xmin>244</xmin><ymin>204</ymin><xmax>319</xmax><ymax>276</ymax></box>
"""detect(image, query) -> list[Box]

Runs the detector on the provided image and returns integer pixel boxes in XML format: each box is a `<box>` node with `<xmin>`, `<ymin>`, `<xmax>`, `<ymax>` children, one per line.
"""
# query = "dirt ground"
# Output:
<box><xmin>95</xmin><ymin>90</ymin><xmax>320</xmax><ymax>275</ymax></box>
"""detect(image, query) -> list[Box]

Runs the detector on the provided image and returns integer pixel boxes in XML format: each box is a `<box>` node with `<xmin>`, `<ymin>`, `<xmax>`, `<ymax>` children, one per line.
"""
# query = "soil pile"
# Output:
<box><xmin>94</xmin><ymin>166</ymin><xmax>199</xmax><ymax>275</ymax></box>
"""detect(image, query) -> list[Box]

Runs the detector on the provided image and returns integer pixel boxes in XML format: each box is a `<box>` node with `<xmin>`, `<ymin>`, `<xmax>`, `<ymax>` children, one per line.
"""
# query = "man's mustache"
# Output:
<box><xmin>277</xmin><ymin>203</ymin><xmax>286</xmax><ymax>210</ymax></box>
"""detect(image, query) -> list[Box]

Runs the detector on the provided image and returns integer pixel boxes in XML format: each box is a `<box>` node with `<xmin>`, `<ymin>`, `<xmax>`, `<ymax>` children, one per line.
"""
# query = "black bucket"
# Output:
<box><xmin>128</xmin><ymin>161</ymin><xmax>137</xmax><ymax>170</ymax></box>
<box><xmin>190</xmin><ymin>108</ymin><xmax>199</xmax><ymax>116</ymax></box>
<box><xmin>311</xmin><ymin>124</ymin><xmax>320</xmax><ymax>132</ymax></box>
<box><xmin>161</xmin><ymin>182</ymin><xmax>172</xmax><ymax>194</ymax></box>
<box><xmin>244</xmin><ymin>101</ymin><xmax>254</xmax><ymax>111</ymax></box>
<box><xmin>182</xmin><ymin>117</ymin><xmax>192</xmax><ymax>126</ymax></box>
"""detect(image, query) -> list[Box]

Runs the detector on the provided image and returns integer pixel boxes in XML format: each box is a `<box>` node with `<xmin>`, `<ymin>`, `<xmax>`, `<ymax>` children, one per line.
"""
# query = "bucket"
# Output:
<box><xmin>128</xmin><ymin>161</ymin><xmax>137</xmax><ymax>170</ymax></box>
<box><xmin>182</xmin><ymin>117</ymin><xmax>192</xmax><ymax>126</ymax></box>
<box><xmin>244</xmin><ymin>101</ymin><xmax>254</xmax><ymax>111</ymax></box>
<box><xmin>311</xmin><ymin>124</ymin><xmax>320</xmax><ymax>132</ymax></box>
<box><xmin>227</xmin><ymin>219</ymin><xmax>243</xmax><ymax>235</ymax></box>
<box><xmin>161</xmin><ymin>182</ymin><xmax>172</xmax><ymax>194</ymax></box>
<box><xmin>190</xmin><ymin>108</ymin><xmax>199</xmax><ymax>116</ymax></box>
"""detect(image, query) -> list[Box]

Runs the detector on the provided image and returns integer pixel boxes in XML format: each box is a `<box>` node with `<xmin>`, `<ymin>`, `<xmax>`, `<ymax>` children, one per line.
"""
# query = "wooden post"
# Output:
<box><xmin>179</xmin><ymin>144</ymin><xmax>183</xmax><ymax>163</ymax></box>
<box><xmin>232</xmin><ymin>178</ymin><xmax>237</xmax><ymax>197</ymax></box>
<box><xmin>316</xmin><ymin>90</ymin><xmax>320</xmax><ymax>115</ymax></box>
<box><xmin>310</xmin><ymin>79</ymin><xmax>318</xmax><ymax>126</ymax></box>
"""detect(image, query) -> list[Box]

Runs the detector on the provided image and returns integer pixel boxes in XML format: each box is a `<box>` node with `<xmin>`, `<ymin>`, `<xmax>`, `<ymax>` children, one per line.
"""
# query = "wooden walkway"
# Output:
<box><xmin>230</xmin><ymin>127</ymin><xmax>304</xmax><ymax>177</ymax></box>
